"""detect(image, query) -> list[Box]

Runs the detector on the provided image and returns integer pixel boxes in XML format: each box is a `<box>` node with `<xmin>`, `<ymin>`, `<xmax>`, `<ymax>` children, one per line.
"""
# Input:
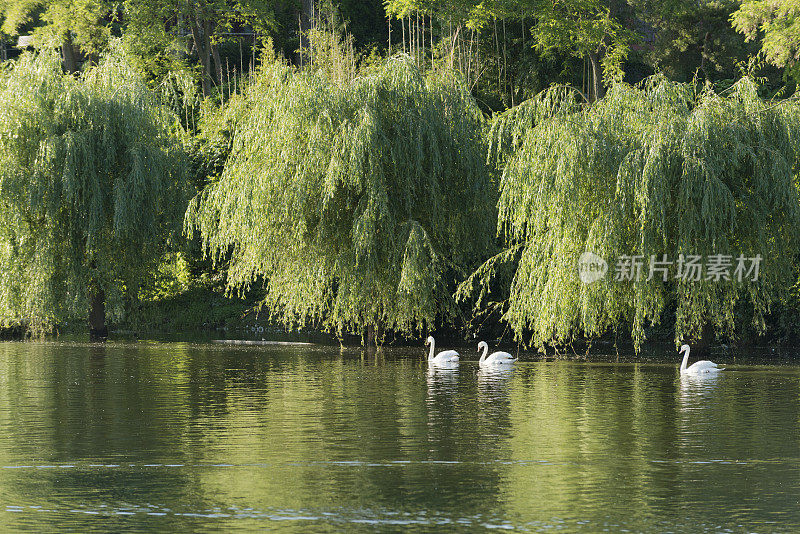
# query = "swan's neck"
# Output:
<box><xmin>479</xmin><ymin>344</ymin><xmax>488</xmax><ymax>363</ymax></box>
<box><xmin>680</xmin><ymin>347</ymin><xmax>690</xmax><ymax>372</ymax></box>
<box><xmin>428</xmin><ymin>339</ymin><xmax>435</xmax><ymax>361</ymax></box>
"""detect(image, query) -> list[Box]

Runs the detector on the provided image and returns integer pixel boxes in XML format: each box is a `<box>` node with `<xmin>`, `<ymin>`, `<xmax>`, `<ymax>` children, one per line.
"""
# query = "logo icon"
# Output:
<box><xmin>578</xmin><ymin>252</ymin><xmax>608</xmax><ymax>284</ymax></box>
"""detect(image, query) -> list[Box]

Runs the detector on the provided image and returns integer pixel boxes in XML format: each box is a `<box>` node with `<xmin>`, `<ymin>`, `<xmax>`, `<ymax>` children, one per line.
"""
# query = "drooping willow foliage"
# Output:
<box><xmin>187</xmin><ymin>54</ymin><xmax>495</xmax><ymax>340</ymax></box>
<box><xmin>0</xmin><ymin>49</ymin><xmax>188</xmax><ymax>333</ymax></box>
<box><xmin>480</xmin><ymin>76</ymin><xmax>800</xmax><ymax>350</ymax></box>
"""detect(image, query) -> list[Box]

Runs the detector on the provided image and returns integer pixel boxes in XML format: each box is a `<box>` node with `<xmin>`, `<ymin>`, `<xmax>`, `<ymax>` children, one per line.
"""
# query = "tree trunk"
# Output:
<box><xmin>190</xmin><ymin>10</ymin><xmax>213</xmax><ymax>97</ymax></box>
<box><xmin>366</xmin><ymin>324</ymin><xmax>376</xmax><ymax>348</ymax></box>
<box><xmin>402</xmin><ymin>15</ymin><xmax>406</xmax><ymax>55</ymax></box>
<box><xmin>61</xmin><ymin>36</ymin><xmax>78</xmax><ymax>73</ymax></box>
<box><xmin>588</xmin><ymin>50</ymin><xmax>604</xmax><ymax>102</ymax></box>
<box><xmin>364</xmin><ymin>317</ymin><xmax>383</xmax><ymax>348</ymax></box>
<box><xmin>211</xmin><ymin>42</ymin><xmax>223</xmax><ymax>89</ymax></box>
<box><xmin>699</xmin><ymin>32</ymin><xmax>711</xmax><ymax>81</ymax></box>
<box><xmin>88</xmin><ymin>285</ymin><xmax>108</xmax><ymax>341</ymax></box>
<box><xmin>298</xmin><ymin>0</ymin><xmax>314</xmax><ymax>67</ymax></box>
<box><xmin>209</xmin><ymin>4</ymin><xmax>223</xmax><ymax>90</ymax></box>
<box><xmin>431</xmin><ymin>14</ymin><xmax>434</xmax><ymax>66</ymax></box>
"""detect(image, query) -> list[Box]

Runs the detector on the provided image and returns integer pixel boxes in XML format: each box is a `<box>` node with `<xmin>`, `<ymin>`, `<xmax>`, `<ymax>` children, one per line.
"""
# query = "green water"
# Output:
<box><xmin>0</xmin><ymin>342</ymin><xmax>798</xmax><ymax>532</ymax></box>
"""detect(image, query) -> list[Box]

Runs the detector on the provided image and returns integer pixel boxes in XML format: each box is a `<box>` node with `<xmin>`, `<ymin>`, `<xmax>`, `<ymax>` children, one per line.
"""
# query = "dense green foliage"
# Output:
<box><xmin>0</xmin><ymin>49</ymin><xmax>187</xmax><ymax>333</ymax></box>
<box><xmin>635</xmin><ymin>0</ymin><xmax>758</xmax><ymax>83</ymax></box>
<box><xmin>121</xmin><ymin>0</ymin><xmax>279</xmax><ymax>95</ymax></box>
<box><xmin>0</xmin><ymin>0</ymin><xmax>112</xmax><ymax>54</ymax></box>
<box><xmin>1</xmin><ymin>1</ymin><xmax>800</xmax><ymax>350</ymax></box>
<box><xmin>0</xmin><ymin>1</ymin><xmax>791</xmax><ymax>110</ymax></box>
<box><xmin>481</xmin><ymin>77</ymin><xmax>800</xmax><ymax>349</ymax></box>
<box><xmin>187</xmin><ymin>55</ymin><xmax>494</xmax><ymax>340</ymax></box>
<box><xmin>733</xmin><ymin>1</ymin><xmax>800</xmax><ymax>82</ymax></box>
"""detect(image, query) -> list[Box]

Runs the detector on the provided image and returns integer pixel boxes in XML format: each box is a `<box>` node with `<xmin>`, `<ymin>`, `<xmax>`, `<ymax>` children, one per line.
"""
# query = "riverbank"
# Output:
<box><xmin>4</xmin><ymin>280</ymin><xmax>799</xmax><ymax>356</ymax></box>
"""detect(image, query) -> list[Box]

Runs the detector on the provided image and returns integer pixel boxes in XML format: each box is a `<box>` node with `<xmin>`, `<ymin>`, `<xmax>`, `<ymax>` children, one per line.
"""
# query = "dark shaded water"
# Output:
<box><xmin>0</xmin><ymin>341</ymin><xmax>798</xmax><ymax>532</ymax></box>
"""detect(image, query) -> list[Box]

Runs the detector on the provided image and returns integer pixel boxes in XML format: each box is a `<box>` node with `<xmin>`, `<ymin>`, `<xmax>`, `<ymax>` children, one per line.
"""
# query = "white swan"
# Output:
<box><xmin>426</xmin><ymin>336</ymin><xmax>459</xmax><ymax>366</ymax></box>
<box><xmin>477</xmin><ymin>341</ymin><xmax>517</xmax><ymax>367</ymax></box>
<box><xmin>679</xmin><ymin>344</ymin><xmax>722</xmax><ymax>375</ymax></box>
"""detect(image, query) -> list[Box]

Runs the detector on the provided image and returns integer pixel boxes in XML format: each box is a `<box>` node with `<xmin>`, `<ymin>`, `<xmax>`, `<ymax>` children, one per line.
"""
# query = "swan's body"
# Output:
<box><xmin>679</xmin><ymin>344</ymin><xmax>722</xmax><ymax>375</ymax></box>
<box><xmin>478</xmin><ymin>341</ymin><xmax>517</xmax><ymax>367</ymax></box>
<box><xmin>426</xmin><ymin>336</ymin><xmax>459</xmax><ymax>366</ymax></box>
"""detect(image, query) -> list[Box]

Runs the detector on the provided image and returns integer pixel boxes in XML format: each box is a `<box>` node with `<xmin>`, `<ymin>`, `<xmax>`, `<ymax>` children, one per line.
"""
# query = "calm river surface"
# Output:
<box><xmin>0</xmin><ymin>341</ymin><xmax>798</xmax><ymax>532</ymax></box>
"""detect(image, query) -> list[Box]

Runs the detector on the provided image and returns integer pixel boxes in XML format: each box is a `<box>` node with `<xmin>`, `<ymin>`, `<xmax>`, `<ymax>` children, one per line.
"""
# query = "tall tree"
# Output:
<box><xmin>530</xmin><ymin>0</ymin><xmax>635</xmax><ymax>101</ymax></box>
<box><xmin>463</xmin><ymin>0</ymin><xmax>636</xmax><ymax>101</ymax></box>
<box><xmin>0</xmin><ymin>49</ymin><xmax>188</xmax><ymax>337</ymax></box>
<box><xmin>466</xmin><ymin>76</ymin><xmax>800</xmax><ymax>351</ymax></box>
<box><xmin>186</xmin><ymin>54</ymin><xmax>495</xmax><ymax>345</ymax></box>
<box><xmin>123</xmin><ymin>0</ymin><xmax>277</xmax><ymax>96</ymax></box>
<box><xmin>631</xmin><ymin>0</ymin><xmax>753</xmax><ymax>83</ymax></box>
<box><xmin>0</xmin><ymin>0</ymin><xmax>113</xmax><ymax>71</ymax></box>
<box><xmin>733</xmin><ymin>0</ymin><xmax>800</xmax><ymax>82</ymax></box>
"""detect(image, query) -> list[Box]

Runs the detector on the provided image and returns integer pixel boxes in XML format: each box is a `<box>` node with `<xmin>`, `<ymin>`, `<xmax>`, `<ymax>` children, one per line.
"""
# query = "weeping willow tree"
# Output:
<box><xmin>466</xmin><ymin>76</ymin><xmax>800</xmax><ymax>351</ymax></box>
<box><xmin>187</xmin><ymin>54</ymin><xmax>494</xmax><ymax>344</ymax></box>
<box><xmin>0</xmin><ymin>49</ymin><xmax>188</xmax><ymax>338</ymax></box>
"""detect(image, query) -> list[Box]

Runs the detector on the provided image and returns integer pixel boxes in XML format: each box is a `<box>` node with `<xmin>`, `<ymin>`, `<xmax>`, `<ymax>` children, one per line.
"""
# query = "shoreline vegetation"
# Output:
<box><xmin>2</xmin><ymin>1</ymin><xmax>800</xmax><ymax>354</ymax></box>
